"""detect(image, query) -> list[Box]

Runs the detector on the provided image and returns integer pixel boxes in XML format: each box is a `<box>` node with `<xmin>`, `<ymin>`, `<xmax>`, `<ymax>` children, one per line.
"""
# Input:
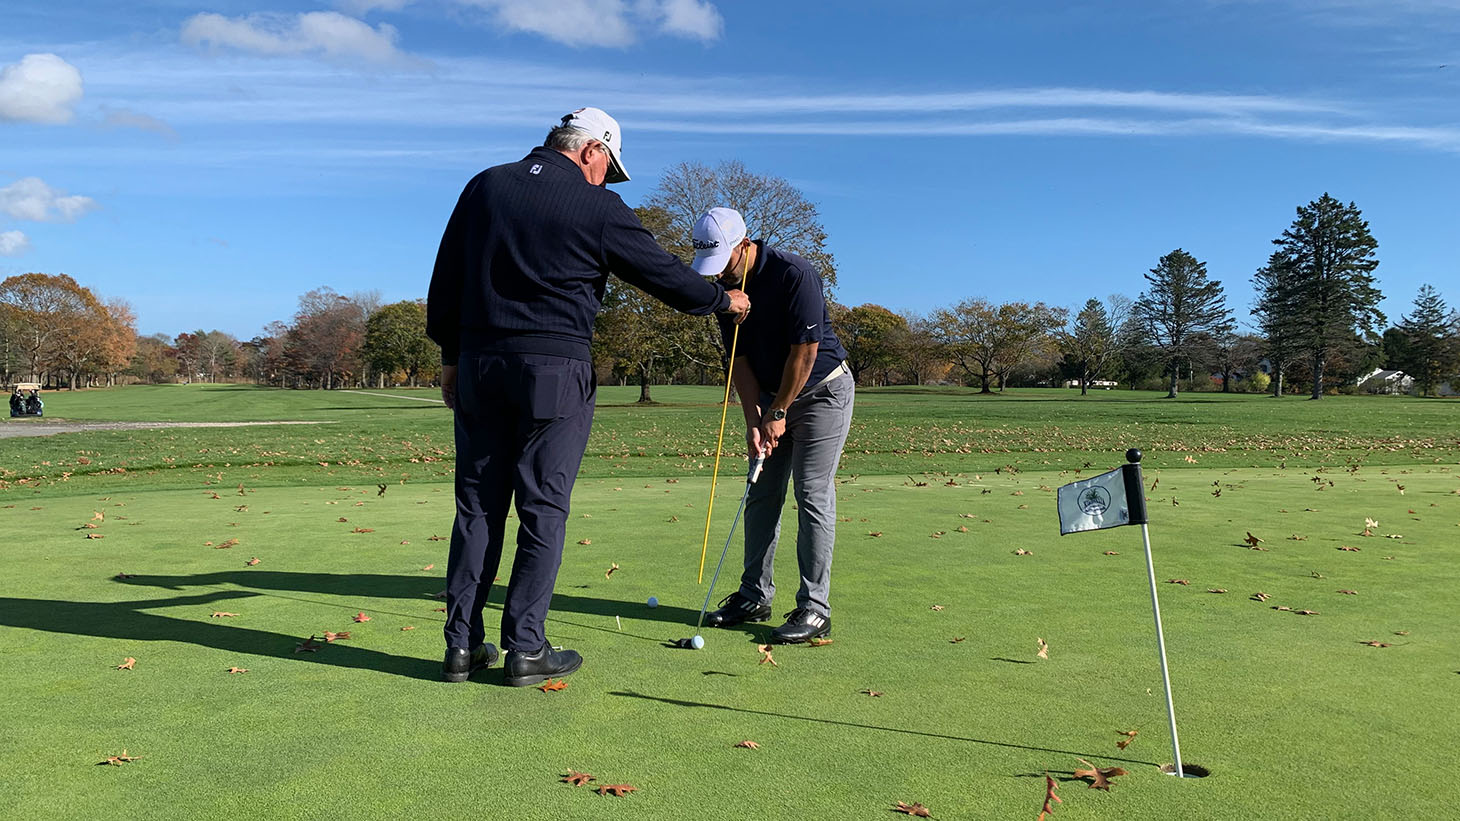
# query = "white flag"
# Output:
<box><xmin>1057</xmin><ymin>467</ymin><xmax>1132</xmax><ymax>535</ymax></box>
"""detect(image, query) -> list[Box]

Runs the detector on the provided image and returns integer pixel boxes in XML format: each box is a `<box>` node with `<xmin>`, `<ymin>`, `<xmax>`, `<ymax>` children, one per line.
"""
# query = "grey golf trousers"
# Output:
<box><xmin>738</xmin><ymin>370</ymin><xmax>854</xmax><ymax>617</ymax></box>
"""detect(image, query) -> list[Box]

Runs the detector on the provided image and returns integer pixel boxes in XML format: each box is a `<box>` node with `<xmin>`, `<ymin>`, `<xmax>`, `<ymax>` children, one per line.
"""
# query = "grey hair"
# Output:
<box><xmin>544</xmin><ymin>125</ymin><xmax>596</xmax><ymax>152</ymax></box>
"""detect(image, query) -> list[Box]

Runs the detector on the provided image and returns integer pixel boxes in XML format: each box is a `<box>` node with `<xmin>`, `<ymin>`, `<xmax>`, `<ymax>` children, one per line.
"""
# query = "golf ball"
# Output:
<box><xmin>691</xmin><ymin>635</ymin><xmax>704</xmax><ymax>650</ymax></box>
<box><xmin>646</xmin><ymin>596</ymin><xmax>658</xmax><ymax>608</ymax></box>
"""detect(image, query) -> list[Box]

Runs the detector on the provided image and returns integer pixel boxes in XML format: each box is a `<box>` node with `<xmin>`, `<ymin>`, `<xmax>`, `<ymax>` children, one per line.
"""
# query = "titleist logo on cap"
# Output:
<box><xmin>692</xmin><ymin>238</ymin><xmax>719</xmax><ymax>250</ymax></box>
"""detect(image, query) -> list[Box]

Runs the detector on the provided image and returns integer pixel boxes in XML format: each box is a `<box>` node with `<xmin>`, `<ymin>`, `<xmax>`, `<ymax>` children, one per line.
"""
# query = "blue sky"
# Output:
<box><xmin>3</xmin><ymin>0</ymin><xmax>1457</xmax><ymax>340</ymax></box>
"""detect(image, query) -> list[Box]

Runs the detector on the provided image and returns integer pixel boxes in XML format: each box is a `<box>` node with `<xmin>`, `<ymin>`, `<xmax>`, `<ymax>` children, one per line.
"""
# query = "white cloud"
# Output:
<box><xmin>102</xmin><ymin>107</ymin><xmax>177</xmax><ymax>138</ymax></box>
<box><xmin>0</xmin><ymin>177</ymin><xmax>98</xmax><ymax>223</ymax></box>
<box><xmin>642</xmin><ymin>0</ymin><xmax>722</xmax><ymax>41</ymax></box>
<box><xmin>462</xmin><ymin>0</ymin><xmax>722</xmax><ymax>46</ymax></box>
<box><xmin>181</xmin><ymin>11</ymin><xmax>410</xmax><ymax>64</ymax></box>
<box><xmin>335</xmin><ymin>0</ymin><xmax>416</xmax><ymax>13</ymax></box>
<box><xmin>0</xmin><ymin>53</ymin><xmax>84</xmax><ymax>124</ymax></box>
<box><xmin>0</xmin><ymin>230</ymin><xmax>30</xmax><ymax>257</ymax></box>
<box><xmin>463</xmin><ymin>0</ymin><xmax>637</xmax><ymax>47</ymax></box>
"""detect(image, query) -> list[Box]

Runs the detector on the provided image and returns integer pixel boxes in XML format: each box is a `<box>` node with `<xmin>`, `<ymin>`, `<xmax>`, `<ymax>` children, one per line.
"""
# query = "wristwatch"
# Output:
<box><xmin>769</xmin><ymin>408</ymin><xmax>787</xmax><ymax>422</ymax></box>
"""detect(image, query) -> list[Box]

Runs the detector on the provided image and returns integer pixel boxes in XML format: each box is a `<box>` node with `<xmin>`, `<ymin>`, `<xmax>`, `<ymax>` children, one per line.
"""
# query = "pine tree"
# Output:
<box><xmin>1269</xmin><ymin>194</ymin><xmax>1383</xmax><ymax>399</ymax></box>
<box><xmin>1135</xmin><ymin>249</ymin><xmax>1234</xmax><ymax>398</ymax></box>
<box><xmin>1397</xmin><ymin>284</ymin><xmax>1459</xmax><ymax>397</ymax></box>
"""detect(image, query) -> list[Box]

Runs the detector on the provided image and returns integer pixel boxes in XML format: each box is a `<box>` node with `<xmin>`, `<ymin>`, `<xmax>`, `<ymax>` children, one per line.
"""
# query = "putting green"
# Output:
<box><xmin>1</xmin><ymin>385</ymin><xmax>1456</xmax><ymax>818</ymax></box>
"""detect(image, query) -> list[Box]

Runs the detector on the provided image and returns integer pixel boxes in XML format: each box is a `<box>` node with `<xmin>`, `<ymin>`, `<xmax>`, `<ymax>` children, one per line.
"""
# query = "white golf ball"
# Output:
<box><xmin>691</xmin><ymin>635</ymin><xmax>704</xmax><ymax>650</ymax></box>
<box><xmin>646</xmin><ymin>596</ymin><xmax>659</xmax><ymax>608</ymax></box>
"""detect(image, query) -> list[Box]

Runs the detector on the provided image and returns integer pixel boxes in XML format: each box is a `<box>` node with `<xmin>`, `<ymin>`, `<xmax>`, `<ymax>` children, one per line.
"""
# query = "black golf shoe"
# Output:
<box><xmin>503</xmin><ymin>643</ymin><xmax>583</xmax><ymax>687</ymax></box>
<box><xmin>704</xmin><ymin>591</ymin><xmax>772</xmax><ymax>629</ymax></box>
<box><xmin>442</xmin><ymin>643</ymin><xmax>499</xmax><ymax>682</ymax></box>
<box><xmin>770</xmin><ymin>608</ymin><xmax>830</xmax><ymax>644</ymax></box>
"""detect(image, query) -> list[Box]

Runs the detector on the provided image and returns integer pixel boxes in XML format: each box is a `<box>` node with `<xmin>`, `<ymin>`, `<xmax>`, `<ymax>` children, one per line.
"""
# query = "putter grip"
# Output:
<box><xmin>748</xmin><ymin>456</ymin><xmax>764</xmax><ymax>484</ymax></box>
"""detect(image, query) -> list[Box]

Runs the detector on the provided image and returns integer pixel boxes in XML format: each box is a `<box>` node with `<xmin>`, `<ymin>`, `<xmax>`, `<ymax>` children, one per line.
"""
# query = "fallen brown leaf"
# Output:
<box><xmin>807</xmin><ymin>637</ymin><xmax>834</xmax><ymax>647</ymax></box>
<box><xmin>295</xmin><ymin>635</ymin><xmax>324</xmax><ymax>653</ymax></box>
<box><xmin>246</xmin><ymin>557</ymin><xmax>261</xmax><ymax>566</ymax></box>
<box><xmin>116</xmin><ymin>657</ymin><xmax>135</xmax><ymax>670</ymax></box>
<box><xmin>734</xmin><ymin>740</ymin><xmax>761</xmax><ymax>749</ymax></box>
<box><xmin>322</xmin><ymin>631</ymin><xmax>351</xmax><ymax>642</ymax></box>
<box><xmin>929</xmin><ymin>604</ymin><xmax>945</xmax><ymax>611</ymax></box>
<box><xmin>1013</xmin><ymin>548</ymin><xmax>1033</xmax><ymax>556</ymax></box>
<box><xmin>893</xmin><ymin>801</ymin><xmax>932</xmax><ymax>817</ymax></box>
<box><xmin>226</xmin><ymin>666</ymin><xmax>249</xmax><ymax>674</ymax></box>
<box><xmin>422</xmin><ymin>563</ymin><xmax>434</xmax><ymax>571</ymax></box>
<box><xmin>1039</xmin><ymin>773</ymin><xmax>1062</xmax><ymax>820</ymax></box>
<box><xmin>1073</xmin><ymin>758</ymin><xmax>1128</xmax><ymax>791</ymax></box>
<box><xmin>859</xmin><ymin>689</ymin><xmax>884</xmax><ymax>697</ymax></box>
<box><xmin>561</xmin><ymin>770</ymin><xmax>595</xmax><ymax>786</ymax></box>
<box><xmin>353</xmin><ymin>612</ymin><xmax>371</xmax><ymax>623</ymax></box>
<box><xmin>604</xmin><ymin>563</ymin><xmax>619</xmax><ymax>580</ymax></box>
<box><xmin>1116</xmin><ymin>730</ymin><xmax>1138</xmax><ymax>750</ymax></box>
<box><xmin>1207</xmin><ymin>588</ymin><xmax>1228</xmax><ymax>594</ymax></box>
<box><xmin>210</xmin><ymin>611</ymin><xmax>238</xmax><ymax>618</ymax></box>
<box><xmin>1244</xmin><ymin>531</ymin><xmax>1263</xmax><ymax>547</ymax></box>
<box><xmin>596</xmin><ymin>784</ymin><xmax>637</xmax><ymax>797</ymax></box>
<box><xmin>100</xmin><ymin>749</ymin><xmax>141</xmax><ymax>766</ymax></box>
<box><xmin>538</xmin><ymin>678</ymin><xmax>568</xmax><ymax>692</ymax></box>
<box><xmin>1166</xmin><ymin>579</ymin><xmax>1189</xmax><ymax>585</ymax></box>
<box><xmin>1251</xmin><ymin>592</ymin><xmax>1271</xmax><ymax>602</ymax></box>
<box><xmin>1360</xmin><ymin>640</ymin><xmax>1392</xmax><ymax>647</ymax></box>
<box><xmin>949</xmin><ymin>636</ymin><xmax>966</xmax><ymax>644</ymax></box>
<box><xmin>578</xmin><ymin>539</ymin><xmax>592</xmax><ymax>545</ymax></box>
<box><xmin>758</xmin><ymin>644</ymin><xmax>779</xmax><ymax>667</ymax></box>
<box><xmin>1337</xmin><ymin>589</ymin><xmax>1357</xmax><ymax>595</ymax></box>
<box><xmin>1037</xmin><ymin>637</ymin><xmax>1049</xmax><ymax>660</ymax></box>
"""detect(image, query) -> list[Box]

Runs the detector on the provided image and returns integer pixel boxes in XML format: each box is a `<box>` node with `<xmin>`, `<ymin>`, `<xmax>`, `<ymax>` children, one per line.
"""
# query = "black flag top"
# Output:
<box><xmin>1056</xmin><ymin>462</ymin><xmax>1149</xmax><ymax>535</ymax></box>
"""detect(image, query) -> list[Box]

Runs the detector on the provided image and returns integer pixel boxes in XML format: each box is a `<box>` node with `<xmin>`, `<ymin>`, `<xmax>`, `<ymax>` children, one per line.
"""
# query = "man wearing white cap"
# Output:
<box><xmin>693</xmin><ymin>208</ymin><xmax>853</xmax><ymax>644</ymax></box>
<box><xmin>427</xmin><ymin>110</ymin><xmax>751</xmax><ymax>685</ymax></box>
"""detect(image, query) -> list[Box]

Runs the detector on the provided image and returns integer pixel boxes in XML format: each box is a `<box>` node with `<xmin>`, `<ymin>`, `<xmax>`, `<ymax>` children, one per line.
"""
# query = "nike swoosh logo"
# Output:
<box><xmin>806</xmin><ymin>324</ymin><xmax>817</xmax><ymax>330</ymax></box>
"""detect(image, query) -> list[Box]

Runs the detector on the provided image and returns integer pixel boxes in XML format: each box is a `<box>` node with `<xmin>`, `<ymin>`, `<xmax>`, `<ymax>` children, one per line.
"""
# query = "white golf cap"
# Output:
<box><xmin>559</xmin><ymin>106</ymin><xmax>629</xmax><ymax>184</ymax></box>
<box><xmin>691</xmin><ymin>207</ymin><xmax>747</xmax><ymax>275</ymax></box>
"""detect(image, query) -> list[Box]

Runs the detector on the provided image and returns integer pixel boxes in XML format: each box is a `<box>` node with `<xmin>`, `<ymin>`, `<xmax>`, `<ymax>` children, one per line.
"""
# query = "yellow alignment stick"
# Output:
<box><xmin>697</xmin><ymin>251</ymin><xmax>752</xmax><ymax>584</ymax></box>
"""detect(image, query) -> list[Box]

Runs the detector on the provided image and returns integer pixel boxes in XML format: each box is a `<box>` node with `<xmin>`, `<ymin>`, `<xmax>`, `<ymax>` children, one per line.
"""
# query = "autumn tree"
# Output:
<box><xmin>1211</xmin><ymin>332</ymin><xmax>1263</xmax><ymax>393</ymax></box>
<box><xmin>289</xmin><ymin>287</ymin><xmax>367</xmax><ymax>389</ymax></box>
<box><xmin>362</xmin><ymin>300</ymin><xmax>439</xmax><ymax>387</ymax></box>
<box><xmin>644</xmin><ymin>160</ymin><xmax>837</xmax><ymax>294</ymax></box>
<box><xmin>933</xmin><ymin>299</ymin><xmax>1065</xmax><ymax>393</ymax></box>
<box><xmin>889</xmin><ymin>312</ymin><xmax>948</xmax><ymax>386</ymax></box>
<box><xmin>834</xmin><ymin>303</ymin><xmax>906</xmax><ymax>386</ymax></box>
<box><xmin>1268</xmin><ymin>194</ymin><xmax>1384</xmax><ymax>399</ymax></box>
<box><xmin>591</xmin><ymin>206</ymin><xmax>723</xmax><ymax>402</ymax></box>
<box><xmin>129</xmin><ymin>333</ymin><xmax>178</xmax><ymax>384</ymax></box>
<box><xmin>0</xmin><ymin>273</ymin><xmax>98</xmax><ymax>384</ymax></box>
<box><xmin>1135</xmin><ymin>249</ymin><xmax>1234</xmax><ymax>398</ymax></box>
<box><xmin>1395</xmin><ymin>284</ymin><xmax>1459</xmax><ymax>396</ymax></box>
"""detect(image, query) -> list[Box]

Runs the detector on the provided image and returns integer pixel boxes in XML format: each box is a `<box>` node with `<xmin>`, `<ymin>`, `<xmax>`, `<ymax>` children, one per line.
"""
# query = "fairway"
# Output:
<box><xmin>2</xmin><ymin>385</ymin><xmax>1457</xmax><ymax>819</ymax></box>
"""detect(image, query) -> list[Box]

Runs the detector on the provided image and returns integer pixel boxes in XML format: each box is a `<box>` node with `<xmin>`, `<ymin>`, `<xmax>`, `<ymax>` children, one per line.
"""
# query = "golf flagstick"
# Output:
<box><xmin>695</xmin><ymin>454</ymin><xmax>764</xmax><ymax>633</ymax></box>
<box><xmin>697</xmin><ymin>250</ymin><xmax>754</xmax><ymax>584</ymax></box>
<box><xmin>1057</xmin><ymin>448</ymin><xmax>1185</xmax><ymax>779</ymax></box>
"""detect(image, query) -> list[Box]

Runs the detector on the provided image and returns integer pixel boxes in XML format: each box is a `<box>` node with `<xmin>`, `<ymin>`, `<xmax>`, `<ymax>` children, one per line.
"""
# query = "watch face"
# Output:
<box><xmin>771</xmin><ymin>409</ymin><xmax>786</xmax><ymax>421</ymax></box>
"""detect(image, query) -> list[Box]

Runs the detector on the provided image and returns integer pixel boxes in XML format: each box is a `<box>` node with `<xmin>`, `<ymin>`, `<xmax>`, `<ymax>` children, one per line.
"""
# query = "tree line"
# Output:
<box><xmin>3</xmin><ymin>175</ymin><xmax>1456</xmax><ymax>398</ymax></box>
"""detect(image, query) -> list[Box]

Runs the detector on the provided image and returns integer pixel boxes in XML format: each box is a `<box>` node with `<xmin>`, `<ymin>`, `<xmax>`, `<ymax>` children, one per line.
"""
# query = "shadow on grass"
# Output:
<box><xmin>0</xmin><ymin>592</ymin><xmax>438</xmax><ymax>679</ymax></box>
<box><xmin>607</xmin><ymin>691</ymin><xmax>1158</xmax><ymax>766</ymax></box>
<box><xmin>0</xmin><ymin>571</ymin><xmax>761</xmax><ymax>681</ymax></box>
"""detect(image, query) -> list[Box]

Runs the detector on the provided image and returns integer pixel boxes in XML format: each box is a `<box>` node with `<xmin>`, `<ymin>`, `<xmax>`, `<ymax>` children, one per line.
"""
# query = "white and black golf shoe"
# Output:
<box><xmin>770</xmin><ymin>608</ymin><xmax>830</xmax><ymax>644</ymax></box>
<box><xmin>704</xmin><ymin>592</ymin><xmax>772</xmax><ymax>628</ymax></box>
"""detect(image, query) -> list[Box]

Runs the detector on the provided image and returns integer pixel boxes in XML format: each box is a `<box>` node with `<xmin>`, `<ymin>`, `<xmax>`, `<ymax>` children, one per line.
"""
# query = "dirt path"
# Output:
<box><xmin>0</xmin><ymin>420</ymin><xmax>335</xmax><ymax>440</ymax></box>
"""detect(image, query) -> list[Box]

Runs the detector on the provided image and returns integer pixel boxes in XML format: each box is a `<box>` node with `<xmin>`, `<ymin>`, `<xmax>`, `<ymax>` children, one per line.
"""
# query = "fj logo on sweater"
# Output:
<box><xmin>530</xmin><ymin>164</ymin><xmax>542</xmax><ymax>175</ymax></box>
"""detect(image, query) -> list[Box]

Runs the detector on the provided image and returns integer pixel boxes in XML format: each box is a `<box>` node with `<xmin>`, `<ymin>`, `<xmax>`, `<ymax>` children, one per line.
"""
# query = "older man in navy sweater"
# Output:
<box><xmin>427</xmin><ymin>108</ymin><xmax>750</xmax><ymax>686</ymax></box>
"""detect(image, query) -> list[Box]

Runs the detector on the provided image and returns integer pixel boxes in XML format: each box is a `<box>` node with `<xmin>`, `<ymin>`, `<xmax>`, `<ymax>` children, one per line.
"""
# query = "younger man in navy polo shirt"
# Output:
<box><xmin>693</xmin><ymin>208</ymin><xmax>854</xmax><ymax>643</ymax></box>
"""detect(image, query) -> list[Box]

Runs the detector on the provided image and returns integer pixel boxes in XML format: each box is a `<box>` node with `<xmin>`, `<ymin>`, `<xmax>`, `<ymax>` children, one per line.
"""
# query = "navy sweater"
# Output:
<box><xmin>426</xmin><ymin>147</ymin><xmax>731</xmax><ymax>364</ymax></box>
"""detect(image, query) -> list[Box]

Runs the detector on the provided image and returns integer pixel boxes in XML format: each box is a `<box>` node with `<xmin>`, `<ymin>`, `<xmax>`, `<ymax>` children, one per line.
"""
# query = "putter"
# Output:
<box><xmin>676</xmin><ymin>453</ymin><xmax>765</xmax><ymax>648</ymax></box>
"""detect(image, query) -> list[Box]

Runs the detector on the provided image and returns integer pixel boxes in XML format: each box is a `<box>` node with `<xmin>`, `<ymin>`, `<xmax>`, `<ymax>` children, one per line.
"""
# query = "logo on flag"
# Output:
<box><xmin>1078</xmin><ymin>486</ymin><xmax>1111</xmax><ymax>515</ymax></box>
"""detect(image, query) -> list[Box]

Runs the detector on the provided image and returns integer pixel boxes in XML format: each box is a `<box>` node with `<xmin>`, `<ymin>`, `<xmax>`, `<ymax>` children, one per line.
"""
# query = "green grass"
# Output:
<box><xmin>2</xmin><ymin>385</ymin><xmax>1458</xmax><ymax>818</ymax></box>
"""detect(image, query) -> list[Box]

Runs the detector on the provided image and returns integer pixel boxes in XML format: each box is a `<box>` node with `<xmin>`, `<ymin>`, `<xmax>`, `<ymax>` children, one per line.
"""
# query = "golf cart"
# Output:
<box><xmin>8</xmin><ymin>383</ymin><xmax>43</xmax><ymax>417</ymax></box>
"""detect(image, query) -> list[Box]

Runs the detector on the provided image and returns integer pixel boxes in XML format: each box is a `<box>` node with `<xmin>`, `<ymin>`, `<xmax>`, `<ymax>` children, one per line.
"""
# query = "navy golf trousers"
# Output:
<box><xmin>444</xmin><ymin>351</ymin><xmax>595</xmax><ymax>653</ymax></box>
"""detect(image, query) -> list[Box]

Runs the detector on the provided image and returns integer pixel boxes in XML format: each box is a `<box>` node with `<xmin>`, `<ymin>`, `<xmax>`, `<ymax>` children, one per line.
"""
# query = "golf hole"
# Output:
<box><xmin>1160</xmin><ymin>763</ymin><xmax>1210</xmax><ymax>778</ymax></box>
